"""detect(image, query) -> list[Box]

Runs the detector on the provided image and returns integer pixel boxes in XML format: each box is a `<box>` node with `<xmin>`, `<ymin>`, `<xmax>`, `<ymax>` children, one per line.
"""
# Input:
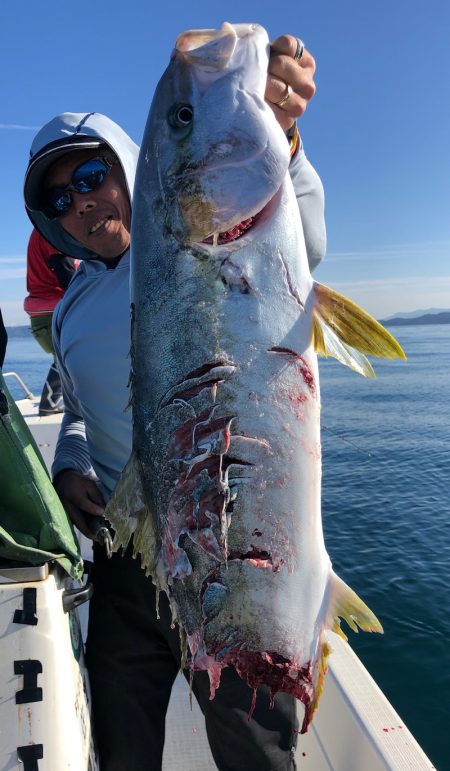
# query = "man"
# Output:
<box><xmin>24</xmin><ymin>35</ymin><xmax>326</xmax><ymax>771</ymax></box>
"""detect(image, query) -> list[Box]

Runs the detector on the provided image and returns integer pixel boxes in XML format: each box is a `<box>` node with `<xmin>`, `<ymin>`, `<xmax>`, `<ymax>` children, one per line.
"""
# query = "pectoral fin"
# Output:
<box><xmin>312</xmin><ymin>281</ymin><xmax>406</xmax><ymax>377</ymax></box>
<box><xmin>327</xmin><ymin>572</ymin><xmax>383</xmax><ymax>641</ymax></box>
<box><xmin>105</xmin><ymin>452</ymin><xmax>158</xmax><ymax>577</ymax></box>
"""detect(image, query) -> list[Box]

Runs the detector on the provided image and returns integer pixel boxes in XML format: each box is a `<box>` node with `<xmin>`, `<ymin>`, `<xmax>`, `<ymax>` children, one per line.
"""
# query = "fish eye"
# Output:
<box><xmin>168</xmin><ymin>104</ymin><xmax>193</xmax><ymax>128</ymax></box>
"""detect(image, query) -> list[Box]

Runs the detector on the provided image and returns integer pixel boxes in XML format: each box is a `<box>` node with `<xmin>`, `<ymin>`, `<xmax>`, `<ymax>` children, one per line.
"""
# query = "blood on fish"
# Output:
<box><xmin>249</xmin><ymin>688</ymin><xmax>257</xmax><ymax>720</ymax></box>
<box><xmin>207</xmin><ymin>663</ymin><xmax>223</xmax><ymax>699</ymax></box>
<box><xmin>168</xmin><ymin>409</ymin><xmax>233</xmax><ymax>459</ymax></box>
<box><xmin>269</xmin><ymin>347</ymin><xmax>316</xmax><ymax>396</ymax></box>
<box><xmin>211</xmin><ymin>649</ymin><xmax>315</xmax><ymax>733</ymax></box>
<box><xmin>272</xmin><ymin>558</ymin><xmax>285</xmax><ymax>573</ymax></box>
<box><xmin>227</xmin><ymin>547</ymin><xmax>272</xmax><ymax>569</ymax></box>
<box><xmin>290</xmin><ymin>392</ymin><xmax>307</xmax><ymax>405</ymax></box>
<box><xmin>297</xmin><ymin>357</ymin><xmax>315</xmax><ymax>394</ymax></box>
<box><xmin>163</xmin><ymin>459</ymin><xmax>228</xmax><ymax>571</ymax></box>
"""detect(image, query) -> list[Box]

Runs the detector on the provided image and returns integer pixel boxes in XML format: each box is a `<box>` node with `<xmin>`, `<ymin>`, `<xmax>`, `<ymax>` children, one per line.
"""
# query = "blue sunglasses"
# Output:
<box><xmin>42</xmin><ymin>156</ymin><xmax>117</xmax><ymax>219</ymax></box>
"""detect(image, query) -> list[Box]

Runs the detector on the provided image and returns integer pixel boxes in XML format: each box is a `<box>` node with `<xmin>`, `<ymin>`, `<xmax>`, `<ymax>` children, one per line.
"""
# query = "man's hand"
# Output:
<box><xmin>54</xmin><ymin>469</ymin><xmax>106</xmax><ymax>540</ymax></box>
<box><xmin>266</xmin><ymin>35</ymin><xmax>316</xmax><ymax>132</ymax></box>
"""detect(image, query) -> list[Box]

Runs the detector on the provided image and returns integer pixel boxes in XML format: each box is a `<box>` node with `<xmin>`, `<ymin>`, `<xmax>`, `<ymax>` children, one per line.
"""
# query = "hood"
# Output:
<box><xmin>24</xmin><ymin>112</ymin><xmax>140</xmax><ymax>261</ymax></box>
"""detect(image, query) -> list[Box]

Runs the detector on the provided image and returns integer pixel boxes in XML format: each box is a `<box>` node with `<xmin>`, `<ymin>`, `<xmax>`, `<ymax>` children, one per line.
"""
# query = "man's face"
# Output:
<box><xmin>44</xmin><ymin>149</ymin><xmax>131</xmax><ymax>261</ymax></box>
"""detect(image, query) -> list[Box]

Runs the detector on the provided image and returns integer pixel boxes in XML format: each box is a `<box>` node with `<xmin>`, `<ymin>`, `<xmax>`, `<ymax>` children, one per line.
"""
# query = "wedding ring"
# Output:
<box><xmin>274</xmin><ymin>84</ymin><xmax>293</xmax><ymax>109</ymax></box>
<box><xmin>294</xmin><ymin>37</ymin><xmax>304</xmax><ymax>63</ymax></box>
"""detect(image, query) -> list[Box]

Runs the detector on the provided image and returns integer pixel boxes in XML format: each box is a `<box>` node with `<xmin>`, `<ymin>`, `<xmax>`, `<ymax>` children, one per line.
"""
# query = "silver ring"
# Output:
<box><xmin>294</xmin><ymin>38</ymin><xmax>304</xmax><ymax>63</ymax></box>
<box><xmin>274</xmin><ymin>84</ymin><xmax>292</xmax><ymax>109</ymax></box>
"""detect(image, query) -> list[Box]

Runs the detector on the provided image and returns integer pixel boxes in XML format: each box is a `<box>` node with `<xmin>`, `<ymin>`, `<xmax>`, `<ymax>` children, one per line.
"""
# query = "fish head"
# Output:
<box><xmin>138</xmin><ymin>22</ymin><xmax>290</xmax><ymax>244</ymax></box>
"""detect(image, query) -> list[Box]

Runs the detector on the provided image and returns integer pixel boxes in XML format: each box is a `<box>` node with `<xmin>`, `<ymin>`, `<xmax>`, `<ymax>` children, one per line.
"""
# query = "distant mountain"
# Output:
<box><xmin>380</xmin><ymin>312</ymin><xmax>450</xmax><ymax>327</ymax></box>
<box><xmin>7</xmin><ymin>310</ymin><xmax>450</xmax><ymax>336</ymax></box>
<box><xmin>383</xmin><ymin>308</ymin><xmax>449</xmax><ymax>321</ymax></box>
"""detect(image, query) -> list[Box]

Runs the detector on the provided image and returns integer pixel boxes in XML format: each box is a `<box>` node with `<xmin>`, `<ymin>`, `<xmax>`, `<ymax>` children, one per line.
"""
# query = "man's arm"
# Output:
<box><xmin>52</xmin><ymin>308</ymin><xmax>105</xmax><ymax>539</ymax></box>
<box><xmin>288</xmin><ymin>140</ymin><xmax>326</xmax><ymax>272</ymax></box>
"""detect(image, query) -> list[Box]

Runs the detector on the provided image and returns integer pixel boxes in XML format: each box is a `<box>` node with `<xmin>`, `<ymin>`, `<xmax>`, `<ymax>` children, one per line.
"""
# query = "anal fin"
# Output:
<box><xmin>327</xmin><ymin>572</ymin><xmax>383</xmax><ymax>641</ymax></box>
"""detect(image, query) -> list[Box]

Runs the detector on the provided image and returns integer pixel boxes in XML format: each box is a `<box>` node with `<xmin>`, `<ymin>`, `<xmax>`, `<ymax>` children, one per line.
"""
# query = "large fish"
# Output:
<box><xmin>107</xmin><ymin>22</ymin><xmax>405</xmax><ymax>731</ymax></box>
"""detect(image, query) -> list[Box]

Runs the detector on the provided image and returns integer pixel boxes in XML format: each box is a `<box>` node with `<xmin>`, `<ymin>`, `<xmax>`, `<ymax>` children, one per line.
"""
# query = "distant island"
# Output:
<box><xmin>5</xmin><ymin>326</ymin><xmax>32</xmax><ymax>338</ymax></box>
<box><xmin>379</xmin><ymin>311</ymin><xmax>450</xmax><ymax>327</ymax></box>
<box><xmin>5</xmin><ymin>310</ymin><xmax>450</xmax><ymax>337</ymax></box>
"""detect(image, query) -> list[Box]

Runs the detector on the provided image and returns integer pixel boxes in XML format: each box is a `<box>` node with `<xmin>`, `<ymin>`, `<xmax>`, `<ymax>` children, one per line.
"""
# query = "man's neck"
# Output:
<box><xmin>99</xmin><ymin>250</ymin><xmax>127</xmax><ymax>269</ymax></box>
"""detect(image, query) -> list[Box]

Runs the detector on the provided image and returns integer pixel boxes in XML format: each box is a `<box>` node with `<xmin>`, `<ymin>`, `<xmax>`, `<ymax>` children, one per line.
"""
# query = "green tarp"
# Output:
<box><xmin>0</xmin><ymin>372</ymin><xmax>83</xmax><ymax>579</ymax></box>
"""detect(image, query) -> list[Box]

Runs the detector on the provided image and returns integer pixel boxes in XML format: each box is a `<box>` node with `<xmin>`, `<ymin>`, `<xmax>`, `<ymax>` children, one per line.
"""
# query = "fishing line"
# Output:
<box><xmin>321</xmin><ymin>422</ymin><xmax>373</xmax><ymax>458</ymax></box>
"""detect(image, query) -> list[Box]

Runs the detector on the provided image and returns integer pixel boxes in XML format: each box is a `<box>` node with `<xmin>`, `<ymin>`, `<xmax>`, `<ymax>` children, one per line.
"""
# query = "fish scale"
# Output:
<box><xmin>106</xmin><ymin>21</ymin><xmax>405</xmax><ymax>731</ymax></box>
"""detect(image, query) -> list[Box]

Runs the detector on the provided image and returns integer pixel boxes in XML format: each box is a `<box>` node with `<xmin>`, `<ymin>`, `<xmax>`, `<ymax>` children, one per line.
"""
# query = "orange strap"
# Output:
<box><xmin>288</xmin><ymin>124</ymin><xmax>300</xmax><ymax>157</ymax></box>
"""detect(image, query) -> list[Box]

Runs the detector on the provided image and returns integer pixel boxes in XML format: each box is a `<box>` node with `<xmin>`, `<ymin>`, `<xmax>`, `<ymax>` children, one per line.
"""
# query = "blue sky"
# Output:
<box><xmin>1</xmin><ymin>0</ymin><xmax>449</xmax><ymax>324</ymax></box>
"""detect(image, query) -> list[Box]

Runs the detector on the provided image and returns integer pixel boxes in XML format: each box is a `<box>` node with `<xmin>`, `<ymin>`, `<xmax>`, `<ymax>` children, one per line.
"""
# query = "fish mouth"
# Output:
<box><xmin>198</xmin><ymin>193</ymin><xmax>276</xmax><ymax>247</ymax></box>
<box><xmin>201</xmin><ymin>210</ymin><xmax>263</xmax><ymax>246</ymax></box>
<box><xmin>176</xmin><ymin>149</ymin><xmax>275</xmax><ymax>247</ymax></box>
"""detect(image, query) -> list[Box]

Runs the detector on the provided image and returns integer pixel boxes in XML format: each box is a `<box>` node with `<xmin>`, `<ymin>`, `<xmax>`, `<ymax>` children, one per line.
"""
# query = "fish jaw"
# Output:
<box><xmin>139</xmin><ymin>22</ymin><xmax>290</xmax><ymax>244</ymax></box>
<box><xmin>175</xmin><ymin>22</ymin><xmax>241</xmax><ymax>73</ymax></box>
<box><xmin>175</xmin><ymin>23</ymin><xmax>270</xmax><ymax>96</ymax></box>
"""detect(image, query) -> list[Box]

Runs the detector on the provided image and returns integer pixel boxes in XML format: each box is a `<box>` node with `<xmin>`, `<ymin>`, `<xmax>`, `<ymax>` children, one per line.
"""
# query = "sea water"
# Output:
<box><xmin>3</xmin><ymin>325</ymin><xmax>449</xmax><ymax>770</ymax></box>
<box><xmin>320</xmin><ymin>324</ymin><xmax>450</xmax><ymax>770</ymax></box>
<box><xmin>2</xmin><ymin>332</ymin><xmax>53</xmax><ymax>398</ymax></box>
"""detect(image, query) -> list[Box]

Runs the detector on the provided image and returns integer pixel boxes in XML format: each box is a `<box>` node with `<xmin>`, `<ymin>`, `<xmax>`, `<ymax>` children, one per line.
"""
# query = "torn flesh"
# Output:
<box><xmin>152</xmin><ymin>351</ymin><xmax>328</xmax><ymax>733</ymax></box>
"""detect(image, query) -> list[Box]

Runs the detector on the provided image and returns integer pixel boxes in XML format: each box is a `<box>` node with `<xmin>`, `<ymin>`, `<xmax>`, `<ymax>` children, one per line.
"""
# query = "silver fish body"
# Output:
<box><xmin>108</xmin><ymin>23</ymin><xmax>404</xmax><ymax>730</ymax></box>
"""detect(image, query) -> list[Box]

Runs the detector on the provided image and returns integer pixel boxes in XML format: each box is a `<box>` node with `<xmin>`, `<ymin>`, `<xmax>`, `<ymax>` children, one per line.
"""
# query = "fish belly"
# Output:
<box><xmin>130</xmin><ymin>180</ymin><xmax>331</xmax><ymax>727</ymax></box>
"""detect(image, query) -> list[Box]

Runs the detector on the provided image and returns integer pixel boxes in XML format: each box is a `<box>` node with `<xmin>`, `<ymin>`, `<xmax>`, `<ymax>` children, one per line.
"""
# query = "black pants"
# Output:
<box><xmin>86</xmin><ymin>546</ymin><xmax>298</xmax><ymax>771</ymax></box>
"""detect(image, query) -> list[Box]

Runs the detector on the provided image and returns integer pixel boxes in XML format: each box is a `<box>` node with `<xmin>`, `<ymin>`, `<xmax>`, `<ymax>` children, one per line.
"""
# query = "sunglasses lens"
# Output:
<box><xmin>41</xmin><ymin>157</ymin><xmax>113</xmax><ymax>219</ymax></box>
<box><xmin>54</xmin><ymin>191</ymin><xmax>72</xmax><ymax>213</ymax></box>
<box><xmin>42</xmin><ymin>190</ymin><xmax>72</xmax><ymax>219</ymax></box>
<box><xmin>71</xmin><ymin>159</ymin><xmax>109</xmax><ymax>193</ymax></box>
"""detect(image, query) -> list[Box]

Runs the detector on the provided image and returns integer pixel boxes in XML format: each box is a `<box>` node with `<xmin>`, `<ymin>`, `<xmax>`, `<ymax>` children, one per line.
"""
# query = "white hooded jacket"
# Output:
<box><xmin>24</xmin><ymin>111</ymin><xmax>325</xmax><ymax>499</ymax></box>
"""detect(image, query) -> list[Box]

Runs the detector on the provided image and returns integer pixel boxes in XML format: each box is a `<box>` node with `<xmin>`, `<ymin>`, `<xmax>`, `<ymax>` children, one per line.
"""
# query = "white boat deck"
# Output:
<box><xmin>14</xmin><ymin>391</ymin><xmax>436</xmax><ymax>770</ymax></box>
